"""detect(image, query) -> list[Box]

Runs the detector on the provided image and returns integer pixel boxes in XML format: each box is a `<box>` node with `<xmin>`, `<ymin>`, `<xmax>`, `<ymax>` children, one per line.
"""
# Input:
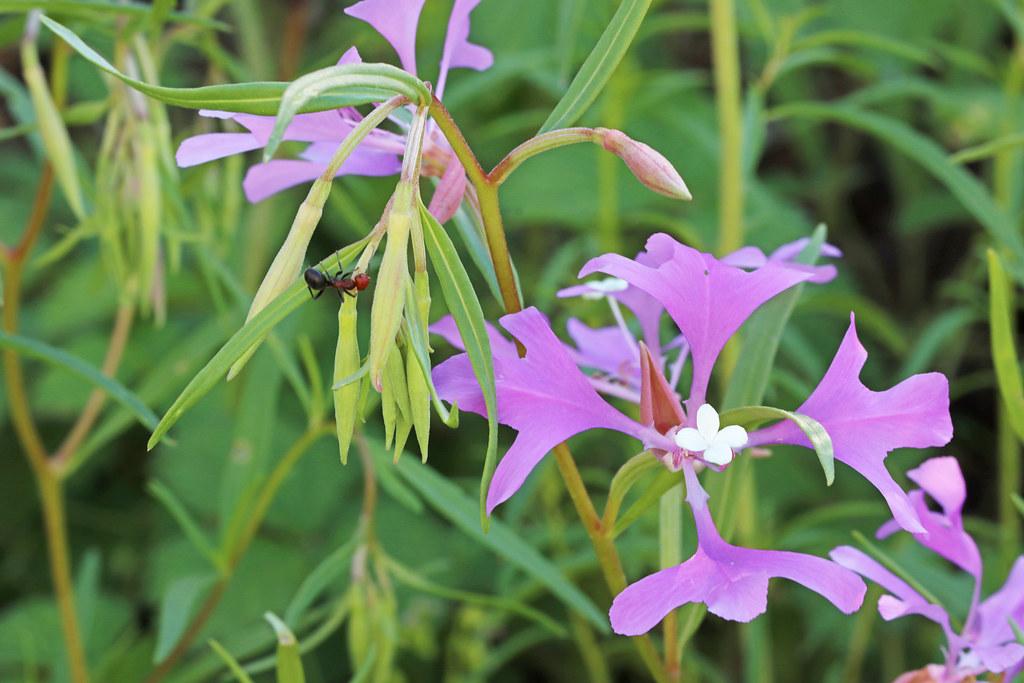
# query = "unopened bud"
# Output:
<box><xmin>367</xmin><ymin>187</ymin><xmax>415</xmax><ymax>389</ymax></box>
<box><xmin>228</xmin><ymin>190</ymin><xmax>325</xmax><ymax>380</ymax></box>
<box><xmin>595</xmin><ymin>127</ymin><xmax>692</xmax><ymax>201</ymax></box>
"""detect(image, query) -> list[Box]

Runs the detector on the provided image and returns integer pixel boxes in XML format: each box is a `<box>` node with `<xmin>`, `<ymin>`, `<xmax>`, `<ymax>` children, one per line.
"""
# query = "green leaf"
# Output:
<box><xmin>263</xmin><ymin>64</ymin><xmax>428</xmax><ymax>159</ymax></box>
<box><xmin>1012</xmin><ymin>492</ymin><xmax>1024</xmax><ymax>519</ymax></box>
<box><xmin>41</xmin><ymin>17</ymin><xmax>418</xmax><ymax>116</ymax></box>
<box><xmin>265</xmin><ymin>613</ymin><xmax>306</xmax><ymax>683</ymax></box>
<box><xmin>389</xmin><ymin>450</ymin><xmax>609</xmax><ymax>633</ymax></box>
<box><xmin>603</xmin><ymin>450</ymin><xmax>660</xmax><ymax>528</ymax></box>
<box><xmin>147</xmin><ymin>480</ymin><xmax>224</xmax><ymax>573</ymax></box>
<box><xmin>384</xmin><ymin>556</ymin><xmax>567</xmax><ymax>637</ymax></box>
<box><xmin>539</xmin><ymin>0</ymin><xmax>652</xmax><ymax>133</ymax></box>
<box><xmin>148</xmin><ymin>242</ymin><xmax>365</xmax><ymax>449</ymax></box>
<box><xmin>611</xmin><ymin>468</ymin><xmax>681</xmax><ymax>539</ymax></box>
<box><xmin>0</xmin><ymin>329</ymin><xmax>158</xmax><ymax>431</ymax></box>
<box><xmin>153</xmin><ymin>574</ymin><xmax>218</xmax><ymax>663</ymax></box>
<box><xmin>419</xmin><ymin>202</ymin><xmax>498</xmax><ymax>529</ymax></box>
<box><xmin>770</xmin><ymin>103</ymin><xmax>1024</xmax><ymax>279</ymax></box>
<box><xmin>368</xmin><ymin>443</ymin><xmax>426</xmax><ymax>514</ymax></box>
<box><xmin>722</xmin><ymin>225</ymin><xmax>826</xmax><ymax>410</ymax></box>
<box><xmin>3</xmin><ymin>1</ymin><xmax>228</xmax><ymax>29</ymax></box>
<box><xmin>1011</xmin><ymin>618</ymin><xmax>1024</xmax><ymax>646</ymax></box>
<box><xmin>284</xmin><ymin>539</ymin><xmax>357</xmax><ymax>626</ymax></box>
<box><xmin>718</xmin><ymin>406</ymin><xmax>835</xmax><ymax>485</ymax></box>
<box><xmin>987</xmin><ymin>249</ymin><xmax>1024</xmax><ymax>442</ymax></box>
<box><xmin>207</xmin><ymin>640</ymin><xmax>255</xmax><ymax>683</ymax></box>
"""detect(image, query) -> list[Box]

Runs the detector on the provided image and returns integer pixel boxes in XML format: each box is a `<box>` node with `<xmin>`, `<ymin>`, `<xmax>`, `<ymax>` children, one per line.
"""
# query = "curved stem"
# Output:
<box><xmin>429</xmin><ymin>97</ymin><xmax>669</xmax><ymax>683</ymax></box>
<box><xmin>53</xmin><ymin>301</ymin><xmax>136</xmax><ymax>472</ymax></box>
<box><xmin>490</xmin><ymin>127</ymin><xmax>597</xmax><ymax>185</ymax></box>
<box><xmin>144</xmin><ymin>424</ymin><xmax>332</xmax><ymax>683</ymax></box>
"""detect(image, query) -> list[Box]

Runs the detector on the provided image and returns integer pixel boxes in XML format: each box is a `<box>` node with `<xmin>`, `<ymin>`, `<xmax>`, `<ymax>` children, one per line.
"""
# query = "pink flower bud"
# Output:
<box><xmin>596</xmin><ymin>127</ymin><xmax>692</xmax><ymax>201</ymax></box>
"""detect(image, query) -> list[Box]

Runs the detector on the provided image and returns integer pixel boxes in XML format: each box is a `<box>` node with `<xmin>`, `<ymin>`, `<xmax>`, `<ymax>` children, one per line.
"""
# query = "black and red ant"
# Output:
<box><xmin>304</xmin><ymin>266</ymin><xmax>371</xmax><ymax>301</ymax></box>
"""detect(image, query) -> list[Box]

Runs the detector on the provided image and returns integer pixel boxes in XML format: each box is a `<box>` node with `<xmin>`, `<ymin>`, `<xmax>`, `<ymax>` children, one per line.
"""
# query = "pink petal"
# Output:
<box><xmin>436</xmin><ymin>0</ymin><xmax>494</xmax><ymax>98</ymax></box>
<box><xmin>565</xmin><ymin>318</ymin><xmax>640</xmax><ymax>389</ymax></box>
<box><xmin>429</xmin><ymin>315</ymin><xmax>519</xmax><ymax>359</ymax></box>
<box><xmin>830</xmin><ymin>546</ymin><xmax>952</xmax><ymax>632</ymax></box>
<box><xmin>749</xmin><ymin>315</ymin><xmax>951</xmax><ymax>534</ymax></box>
<box><xmin>432</xmin><ymin>307</ymin><xmax>651</xmax><ymax>513</ymax></box>
<box><xmin>975</xmin><ymin>557</ymin><xmax>1024</xmax><ymax>650</ymax></box>
<box><xmin>427</xmin><ymin>155</ymin><xmax>467</xmax><ymax>223</ymax></box>
<box><xmin>243</xmin><ymin>147</ymin><xmax>401</xmax><ymax>203</ymax></box>
<box><xmin>345</xmin><ymin>0</ymin><xmax>426</xmax><ymax>75</ymax></box>
<box><xmin>580</xmin><ymin>234</ymin><xmax>812</xmax><ymax>406</ymax></box>
<box><xmin>721</xmin><ymin>246</ymin><xmax>767</xmax><ymax>270</ymax></box>
<box><xmin>611</xmin><ymin>464</ymin><xmax>865</xmax><ymax>635</ymax></box>
<box><xmin>175</xmin><ymin>132</ymin><xmax>261</xmax><ymax>167</ymax></box>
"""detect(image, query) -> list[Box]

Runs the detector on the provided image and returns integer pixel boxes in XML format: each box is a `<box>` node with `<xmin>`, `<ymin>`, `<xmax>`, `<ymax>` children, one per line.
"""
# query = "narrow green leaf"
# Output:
<box><xmin>367</xmin><ymin>442</ymin><xmax>426</xmax><ymax>514</ymax></box>
<box><xmin>987</xmin><ymin>249</ymin><xmax>1024</xmax><ymax>442</ymax></box>
<box><xmin>950</xmin><ymin>132</ymin><xmax>1024</xmax><ymax>164</ymax></box>
<box><xmin>1012</xmin><ymin>492</ymin><xmax>1024</xmax><ymax>519</ymax></box>
<box><xmin>41</xmin><ymin>17</ymin><xmax>414</xmax><ymax>115</ymax></box>
<box><xmin>718</xmin><ymin>406</ymin><xmax>835</xmax><ymax>485</ymax></box>
<box><xmin>389</xmin><ymin>449</ymin><xmax>609</xmax><ymax>633</ymax></box>
<box><xmin>385</xmin><ymin>556</ymin><xmax>566</xmax><ymax>636</ymax></box>
<box><xmin>265</xmin><ymin>612</ymin><xmax>306</xmax><ymax>683</ymax></box>
<box><xmin>612</xmin><ymin>469</ymin><xmax>681</xmax><ymax>539</ymax></box>
<box><xmin>154</xmin><ymin>574</ymin><xmax>218</xmax><ymax>663</ymax></box>
<box><xmin>603</xmin><ymin>450</ymin><xmax>660</xmax><ymax>528</ymax></box>
<box><xmin>539</xmin><ymin>0</ymin><xmax>652</xmax><ymax>133</ymax></box>
<box><xmin>1011</xmin><ymin>618</ymin><xmax>1024</xmax><ymax>646</ymax></box>
<box><xmin>284</xmin><ymin>539</ymin><xmax>357</xmax><ymax>626</ymax></box>
<box><xmin>770</xmin><ymin>103</ymin><xmax>1024</xmax><ymax>279</ymax></box>
<box><xmin>147</xmin><ymin>480</ymin><xmax>224</xmax><ymax>573</ymax></box>
<box><xmin>3</xmin><ymin>1</ymin><xmax>228</xmax><ymax>28</ymax></box>
<box><xmin>419</xmin><ymin>202</ymin><xmax>498</xmax><ymax>528</ymax></box>
<box><xmin>264</xmin><ymin>64</ymin><xmax>429</xmax><ymax>159</ymax></box>
<box><xmin>207</xmin><ymin>640</ymin><xmax>255</xmax><ymax>683</ymax></box>
<box><xmin>0</xmin><ymin>330</ymin><xmax>158</xmax><ymax>431</ymax></box>
<box><xmin>148</xmin><ymin>242</ymin><xmax>365</xmax><ymax>449</ymax></box>
<box><xmin>791</xmin><ymin>30</ymin><xmax>936</xmax><ymax>67</ymax></box>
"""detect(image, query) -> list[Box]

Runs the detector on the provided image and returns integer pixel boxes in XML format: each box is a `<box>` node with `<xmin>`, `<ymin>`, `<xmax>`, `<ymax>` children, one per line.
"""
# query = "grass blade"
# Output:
<box><xmin>539</xmin><ymin>0</ymin><xmax>652</xmax><ymax>133</ymax></box>
<box><xmin>718</xmin><ymin>406</ymin><xmax>834</xmax><ymax>485</ymax></box>
<box><xmin>987</xmin><ymin>249</ymin><xmax>1024</xmax><ymax>442</ymax></box>
<box><xmin>0</xmin><ymin>329</ymin><xmax>158</xmax><ymax>431</ymax></box>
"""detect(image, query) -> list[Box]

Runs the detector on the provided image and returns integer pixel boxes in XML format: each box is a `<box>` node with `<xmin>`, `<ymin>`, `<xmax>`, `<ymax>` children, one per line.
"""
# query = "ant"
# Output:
<box><xmin>304</xmin><ymin>264</ymin><xmax>371</xmax><ymax>301</ymax></box>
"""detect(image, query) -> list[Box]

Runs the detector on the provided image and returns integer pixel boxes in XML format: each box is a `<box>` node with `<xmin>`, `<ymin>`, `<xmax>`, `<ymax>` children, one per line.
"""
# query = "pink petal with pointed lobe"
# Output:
<box><xmin>432</xmin><ymin>308</ymin><xmax>651</xmax><ymax>513</ymax></box>
<box><xmin>750</xmin><ymin>315</ymin><xmax>951</xmax><ymax>533</ymax></box>
<box><xmin>176</xmin><ymin>132</ymin><xmax>262</xmax><ymax>167</ymax></box>
<box><xmin>345</xmin><ymin>0</ymin><xmax>426</xmax><ymax>75</ymax></box>
<box><xmin>610</xmin><ymin>464</ymin><xmax>865</xmax><ymax>635</ymax></box>
<box><xmin>436</xmin><ymin>0</ymin><xmax>494</xmax><ymax>98</ymax></box>
<box><xmin>580</xmin><ymin>234</ymin><xmax>811</xmax><ymax>406</ymax></box>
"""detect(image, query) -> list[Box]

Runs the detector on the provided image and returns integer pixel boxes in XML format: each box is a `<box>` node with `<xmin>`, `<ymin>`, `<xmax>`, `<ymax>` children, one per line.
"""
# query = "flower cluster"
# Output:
<box><xmin>432</xmin><ymin>232</ymin><xmax>953</xmax><ymax>636</ymax></box>
<box><xmin>832</xmin><ymin>457</ymin><xmax>1024</xmax><ymax>682</ymax></box>
<box><xmin>177</xmin><ymin>0</ymin><xmax>491</xmax><ymax>221</ymax></box>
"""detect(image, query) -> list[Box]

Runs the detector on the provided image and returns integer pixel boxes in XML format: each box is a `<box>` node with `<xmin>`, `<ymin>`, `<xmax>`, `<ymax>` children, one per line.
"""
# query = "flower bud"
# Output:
<box><xmin>367</xmin><ymin>186</ymin><xmax>415</xmax><ymax>389</ymax></box>
<box><xmin>228</xmin><ymin>190</ymin><xmax>324</xmax><ymax>380</ymax></box>
<box><xmin>333</xmin><ymin>298</ymin><xmax>361</xmax><ymax>464</ymax></box>
<box><xmin>595</xmin><ymin>127</ymin><xmax>692</xmax><ymax>201</ymax></box>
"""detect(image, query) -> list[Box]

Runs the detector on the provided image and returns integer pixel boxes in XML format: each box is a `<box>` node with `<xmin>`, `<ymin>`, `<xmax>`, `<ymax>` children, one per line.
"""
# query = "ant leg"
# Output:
<box><xmin>312</xmin><ymin>289</ymin><xmax>324</xmax><ymax>300</ymax></box>
<box><xmin>344</xmin><ymin>288</ymin><xmax>358</xmax><ymax>298</ymax></box>
<box><xmin>307</xmin><ymin>286</ymin><xmax>317</xmax><ymax>300</ymax></box>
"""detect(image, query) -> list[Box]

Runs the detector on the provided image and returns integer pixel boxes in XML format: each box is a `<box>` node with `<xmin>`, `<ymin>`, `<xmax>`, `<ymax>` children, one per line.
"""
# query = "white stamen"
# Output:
<box><xmin>581</xmin><ymin>277</ymin><xmax>629</xmax><ymax>300</ymax></box>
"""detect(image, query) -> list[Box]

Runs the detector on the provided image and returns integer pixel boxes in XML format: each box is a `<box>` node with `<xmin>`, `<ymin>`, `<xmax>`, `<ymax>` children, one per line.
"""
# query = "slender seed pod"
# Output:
<box><xmin>367</xmin><ymin>184</ymin><xmax>414</xmax><ymax>389</ymax></box>
<box><xmin>334</xmin><ymin>298</ymin><xmax>361</xmax><ymax>464</ymax></box>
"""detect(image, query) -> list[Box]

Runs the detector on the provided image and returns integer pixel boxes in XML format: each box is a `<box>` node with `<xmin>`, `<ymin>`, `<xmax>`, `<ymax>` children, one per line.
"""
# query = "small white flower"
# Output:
<box><xmin>674</xmin><ymin>404</ymin><xmax>748</xmax><ymax>466</ymax></box>
<box><xmin>582</xmin><ymin>277</ymin><xmax>629</xmax><ymax>300</ymax></box>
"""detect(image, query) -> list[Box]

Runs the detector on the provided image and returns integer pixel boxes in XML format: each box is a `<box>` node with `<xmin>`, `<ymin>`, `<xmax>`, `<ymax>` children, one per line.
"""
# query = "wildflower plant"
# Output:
<box><xmin>5</xmin><ymin>2</ymin><xmax>1024</xmax><ymax>683</ymax></box>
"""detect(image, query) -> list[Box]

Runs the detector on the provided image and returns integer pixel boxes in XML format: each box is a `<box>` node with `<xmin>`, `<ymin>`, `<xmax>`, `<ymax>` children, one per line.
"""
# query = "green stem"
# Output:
<box><xmin>710</xmin><ymin>0</ymin><xmax>744</xmax><ymax>253</ymax></box>
<box><xmin>144</xmin><ymin>425</ymin><xmax>332</xmax><ymax>683</ymax></box>
<box><xmin>659</xmin><ymin>482</ymin><xmax>683</xmax><ymax>681</ymax></box>
<box><xmin>428</xmin><ymin>96</ymin><xmax>669</xmax><ymax>683</ymax></box>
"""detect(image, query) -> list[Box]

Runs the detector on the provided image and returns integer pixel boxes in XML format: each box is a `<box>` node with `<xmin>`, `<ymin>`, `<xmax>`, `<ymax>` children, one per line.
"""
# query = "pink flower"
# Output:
<box><xmin>176</xmin><ymin>0</ymin><xmax>492</xmax><ymax>219</ymax></box>
<box><xmin>832</xmin><ymin>457</ymin><xmax>1024</xmax><ymax>682</ymax></box>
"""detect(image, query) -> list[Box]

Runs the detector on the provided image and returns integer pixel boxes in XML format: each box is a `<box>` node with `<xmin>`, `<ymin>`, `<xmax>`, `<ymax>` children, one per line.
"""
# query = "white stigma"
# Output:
<box><xmin>582</xmin><ymin>277</ymin><xmax>629</xmax><ymax>300</ymax></box>
<box><xmin>674</xmin><ymin>404</ymin><xmax>748</xmax><ymax>466</ymax></box>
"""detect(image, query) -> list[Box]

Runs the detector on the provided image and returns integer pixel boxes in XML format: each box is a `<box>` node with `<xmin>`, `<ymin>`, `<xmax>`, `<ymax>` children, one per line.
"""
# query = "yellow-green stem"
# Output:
<box><xmin>710</xmin><ymin>0</ymin><xmax>744</xmax><ymax>253</ymax></box>
<box><xmin>429</xmin><ymin>96</ymin><xmax>668</xmax><ymax>683</ymax></box>
<box><xmin>659</xmin><ymin>482</ymin><xmax>683</xmax><ymax>681</ymax></box>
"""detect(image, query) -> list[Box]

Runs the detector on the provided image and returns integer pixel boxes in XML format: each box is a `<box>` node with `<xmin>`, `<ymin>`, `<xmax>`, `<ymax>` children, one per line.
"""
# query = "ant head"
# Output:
<box><xmin>354</xmin><ymin>273</ymin><xmax>371</xmax><ymax>291</ymax></box>
<box><xmin>304</xmin><ymin>268</ymin><xmax>327</xmax><ymax>289</ymax></box>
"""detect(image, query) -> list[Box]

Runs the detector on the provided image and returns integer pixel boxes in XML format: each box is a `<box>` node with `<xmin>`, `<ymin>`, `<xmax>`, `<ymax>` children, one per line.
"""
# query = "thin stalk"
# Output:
<box><xmin>53</xmin><ymin>301</ymin><xmax>136</xmax><ymax>472</ymax></box>
<box><xmin>144</xmin><ymin>425</ymin><xmax>332</xmax><ymax>683</ymax></box>
<box><xmin>659</xmin><ymin>482</ymin><xmax>683</xmax><ymax>681</ymax></box>
<box><xmin>710</xmin><ymin>0</ymin><xmax>744</xmax><ymax>253</ymax></box>
<box><xmin>428</xmin><ymin>96</ymin><xmax>669</xmax><ymax>683</ymax></box>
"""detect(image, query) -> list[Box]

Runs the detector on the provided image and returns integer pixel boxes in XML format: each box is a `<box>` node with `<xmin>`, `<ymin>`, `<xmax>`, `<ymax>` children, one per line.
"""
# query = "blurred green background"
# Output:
<box><xmin>2</xmin><ymin>0</ymin><xmax>1023</xmax><ymax>681</ymax></box>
